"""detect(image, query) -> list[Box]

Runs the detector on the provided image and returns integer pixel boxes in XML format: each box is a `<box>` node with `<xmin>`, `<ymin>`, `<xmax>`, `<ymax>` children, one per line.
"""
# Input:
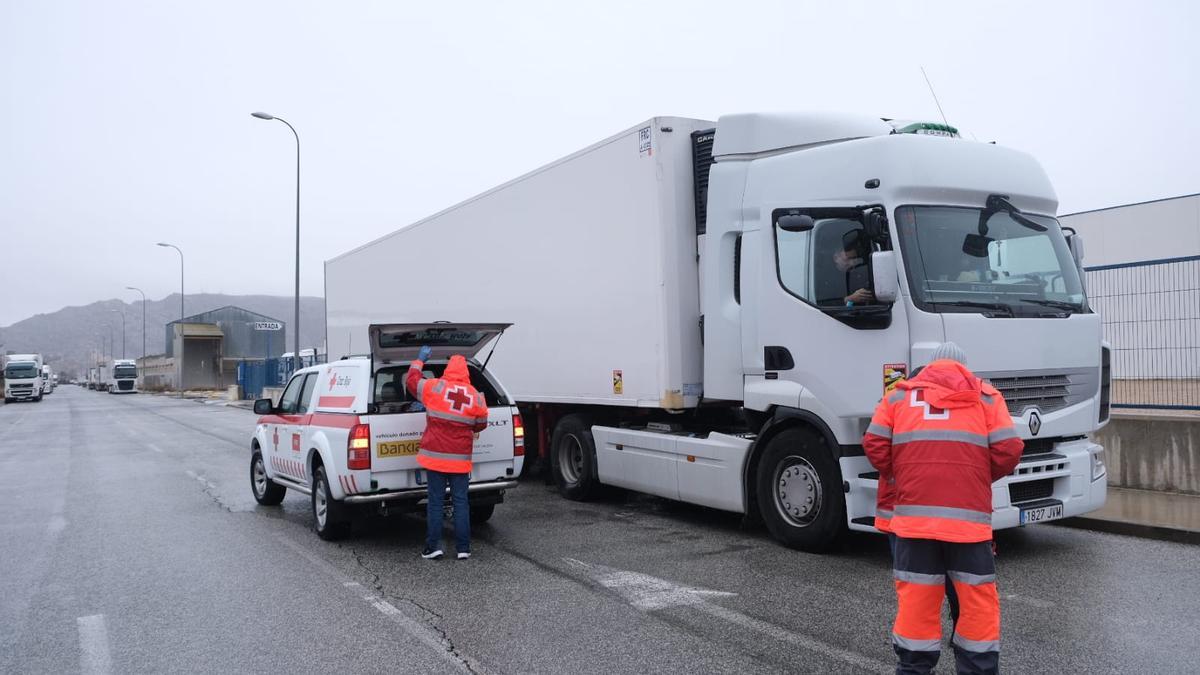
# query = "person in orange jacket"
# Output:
<box><xmin>863</xmin><ymin>342</ymin><xmax>1023</xmax><ymax>675</ymax></box>
<box><xmin>406</xmin><ymin>346</ymin><xmax>489</xmax><ymax>561</ymax></box>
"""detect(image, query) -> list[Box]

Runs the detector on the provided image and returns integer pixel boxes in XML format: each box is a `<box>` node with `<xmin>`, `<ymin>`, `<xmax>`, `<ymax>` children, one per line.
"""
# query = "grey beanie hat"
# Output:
<box><xmin>931</xmin><ymin>341</ymin><xmax>968</xmax><ymax>366</ymax></box>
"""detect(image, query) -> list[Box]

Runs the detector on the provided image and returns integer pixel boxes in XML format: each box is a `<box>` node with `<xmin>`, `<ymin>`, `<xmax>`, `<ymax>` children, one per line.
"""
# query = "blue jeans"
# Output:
<box><xmin>425</xmin><ymin>470</ymin><xmax>470</xmax><ymax>553</ymax></box>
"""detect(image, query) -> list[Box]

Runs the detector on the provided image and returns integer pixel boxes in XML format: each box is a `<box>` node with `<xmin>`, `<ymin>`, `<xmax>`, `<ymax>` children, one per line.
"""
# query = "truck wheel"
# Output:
<box><xmin>250</xmin><ymin>450</ymin><xmax>286</xmax><ymax>505</ymax></box>
<box><xmin>551</xmin><ymin>414</ymin><xmax>601</xmax><ymax>501</ymax></box>
<box><xmin>35</xmin><ymin>394</ymin><xmax>42</xmax><ymax>402</ymax></box>
<box><xmin>755</xmin><ymin>427</ymin><xmax>846</xmax><ymax>552</ymax></box>
<box><xmin>470</xmin><ymin>504</ymin><xmax>495</xmax><ymax>523</ymax></box>
<box><xmin>312</xmin><ymin>466</ymin><xmax>350</xmax><ymax>541</ymax></box>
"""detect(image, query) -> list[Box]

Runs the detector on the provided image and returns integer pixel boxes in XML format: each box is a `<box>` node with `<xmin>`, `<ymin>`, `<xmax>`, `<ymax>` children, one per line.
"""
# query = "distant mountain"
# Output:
<box><xmin>0</xmin><ymin>294</ymin><xmax>325</xmax><ymax>378</ymax></box>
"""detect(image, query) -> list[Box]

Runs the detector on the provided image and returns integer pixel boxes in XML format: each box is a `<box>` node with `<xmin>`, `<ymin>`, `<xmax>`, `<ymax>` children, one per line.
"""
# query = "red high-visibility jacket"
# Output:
<box><xmin>405</xmin><ymin>355</ymin><xmax>489</xmax><ymax>474</ymax></box>
<box><xmin>863</xmin><ymin>360</ymin><xmax>1023</xmax><ymax>543</ymax></box>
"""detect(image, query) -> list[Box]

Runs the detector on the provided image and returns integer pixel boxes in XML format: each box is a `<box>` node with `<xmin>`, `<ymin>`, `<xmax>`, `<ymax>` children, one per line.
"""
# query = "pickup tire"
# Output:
<box><xmin>551</xmin><ymin>414</ymin><xmax>601</xmax><ymax>501</ymax></box>
<box><xmin>469</xmin><ymin>504</ymin><xmax>495</xmax><ymax>523</ymax></box>
<box><xmin>250</xmin><ymin>450</ymin><xmax>286</xmax><ymax>505</ymax></box>
<box><xmin>312</xmin><ymin>466</ymin><xmax>350</xmax><ymax>541</ymax></box>
<box><xmin>755</xmin><ymin>427</ymin><xmax>846</xmax><ymax>553</ymax></box>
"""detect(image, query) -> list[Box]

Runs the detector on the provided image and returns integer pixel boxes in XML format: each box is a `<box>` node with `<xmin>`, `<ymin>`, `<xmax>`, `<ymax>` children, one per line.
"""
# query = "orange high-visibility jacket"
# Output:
<box><xmin>405</xmin><ymin>355</ymin><xmax>489</xmax><ymax>474</ymax></box>
<box><xmin>863</xmin><ymin>360</ymin><xmax>1023</xmax><ymax>543</ymax></box>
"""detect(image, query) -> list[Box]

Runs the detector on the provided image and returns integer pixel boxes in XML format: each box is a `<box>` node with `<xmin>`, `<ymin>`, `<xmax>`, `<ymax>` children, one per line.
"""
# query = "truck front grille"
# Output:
<box><xmin>1009</xmin><ymin>478</ymin><xmax>1055</xmax><ymax>504</ymax></box>
<box><xmin>118</xmin><ymin>381</ymin><xmax>133</xmax><ymax>391</ymax></box>
<box><xmin>982</xmin><ymin>367</ymin><xmax>1098</xmax><ymax>417</ymax></box>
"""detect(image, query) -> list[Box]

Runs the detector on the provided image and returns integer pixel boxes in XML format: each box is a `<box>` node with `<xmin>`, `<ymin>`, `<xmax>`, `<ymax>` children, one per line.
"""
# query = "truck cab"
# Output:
<box><xmin>249</xmin><ymin>323</ymin><xmax>523</xmax><ymax>540</ymax></box>
<box><xmin>4</xmin><ymin>356</ymin><xmax>44</xmax><ymax>402</ymax></box>
<box><xmin>109</xmin><ymin>359</ymin><xmax>138</xmax><ymax>394</ymax></box>
<box><xmin>40</xmin><ymin>366</ymin><xmax>54</xmax><ymax>395</ymax></box>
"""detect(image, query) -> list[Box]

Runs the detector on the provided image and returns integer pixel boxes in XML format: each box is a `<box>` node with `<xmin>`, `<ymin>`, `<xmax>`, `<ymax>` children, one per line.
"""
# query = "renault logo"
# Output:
<box><xmin>1028</xmin><ymin>410</ymin><xmax>1042</xmax><ymax>436</ymax></box>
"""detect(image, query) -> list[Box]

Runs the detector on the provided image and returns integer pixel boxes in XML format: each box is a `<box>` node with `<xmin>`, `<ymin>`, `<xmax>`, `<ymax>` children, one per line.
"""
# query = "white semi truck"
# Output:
<box><xmin>40</xmin><ymin>365</ymin><xmax>55</xmax><ymax>394</ymax></box>
<box><xmin>325</xmin><ymin>113</ymin><xmax>1110</xmax><ymax>551</ymax></box>
<box><xmin>109</xmin><ymin>359</ymin><xmax>138</xmax><ymax>393</ymax></box>
<box><xmin>4</xmin><ymin>354</ymin><xmax>45</xmax><ymax>402</ymax></box>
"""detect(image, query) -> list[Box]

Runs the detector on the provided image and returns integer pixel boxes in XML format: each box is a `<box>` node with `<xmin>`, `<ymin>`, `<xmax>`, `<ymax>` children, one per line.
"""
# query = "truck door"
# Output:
<box><xmin>293</xmin><ymin>372</ymin><xmax>318</xmax><ymax>484</ymax></box>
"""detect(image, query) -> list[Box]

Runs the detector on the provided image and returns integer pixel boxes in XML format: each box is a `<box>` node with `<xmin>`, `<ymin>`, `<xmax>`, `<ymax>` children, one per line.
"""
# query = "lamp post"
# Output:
<box><xmin>156</xmin><ymin>243</ymin><xmax>184</xmax><ymax>323</ymax></box>
<box><xmin>126</xmin><ymin>286</ymin><xmax>147</xmax><ymax>362</ymax></box>
<box><xmin>251</xmin><ymin>111</ymin><xmax>301</xmax><ymax>373</ymax></box>
<box><xmin>110</xmin><ymin>309</ymin><xmax>126</xmax><ymax>359</ymax></box>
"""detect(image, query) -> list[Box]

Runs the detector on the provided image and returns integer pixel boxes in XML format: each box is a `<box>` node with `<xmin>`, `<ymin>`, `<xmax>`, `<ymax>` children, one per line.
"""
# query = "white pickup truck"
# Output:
<box><xmin>249</xmin><ymin>323</ymin><xmax>523</xmax><ymax>540</ymax></box>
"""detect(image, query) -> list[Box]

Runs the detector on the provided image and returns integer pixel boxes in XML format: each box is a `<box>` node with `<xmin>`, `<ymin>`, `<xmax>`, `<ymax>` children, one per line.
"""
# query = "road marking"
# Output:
<box><xmin>77</xmin><ymin>614</ymin><xmax>113</xmax><ymax>675</ymax></box>
<box><xmin>148</xmin><ymin>444</ymin><xmax>164</xmax><ymax>453</ymax></box>
<box><xmin>185</xmin><ymin>469</ymin><xmax>218</xmax><ymax>492</ymax></box>
<box><xmin>273</xmin><ymin>535</ymin><xmax>484</xmax><ymax>673</ymax></box>
<box><xmin>48</xmin><ymin>515</ymin><xmax>68</xmax><ymax>536</ymax></box>
<box><xmin>564</xmin><ymin>558</ymin><xmax>892</xmax><ymax>673</ymax></box>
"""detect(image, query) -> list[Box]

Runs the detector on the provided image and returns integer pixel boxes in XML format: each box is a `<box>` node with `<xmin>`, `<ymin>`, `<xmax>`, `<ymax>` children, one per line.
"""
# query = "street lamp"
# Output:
<box><xmin>156</xmin><ymin>243</ymin><xmax>184</xmax><ymax>323</ymax></box>
<box><xmin>110</xmin><ymin>309</ymin><xmax>126</xmax><ymax>359</ymax></box>
<box><xmin>126</xmin><ymin>286</ymin><xmax>147</xmax><ymax>362</ymax></box>
<box><xmin>251</xmin><ymin>111</ymin><xmax>301</xmax><ymax>373</ymax></box>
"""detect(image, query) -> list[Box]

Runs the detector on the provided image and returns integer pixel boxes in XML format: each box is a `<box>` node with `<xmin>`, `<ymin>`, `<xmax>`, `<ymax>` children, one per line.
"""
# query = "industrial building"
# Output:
<box><xmin>137</xmin><ymin>306</ymin><xmax>286</xmax><ymax>391</ymax></box>
<box><xmin>1062</xmin><ymin>193</ymin><xmax>1200</xmax><ymax>408</ymax></box>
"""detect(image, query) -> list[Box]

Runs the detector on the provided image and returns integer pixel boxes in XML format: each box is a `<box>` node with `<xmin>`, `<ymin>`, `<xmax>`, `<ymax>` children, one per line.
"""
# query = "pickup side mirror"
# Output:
<box><xmin>253</xmin><ymin>398</ymin><xmax>274</xmax><ymax>415</ymax></box>
<box><xmin>872</xmin><ymin>251</ymin><xmax>899</xmax><ymax>303</ymax></box>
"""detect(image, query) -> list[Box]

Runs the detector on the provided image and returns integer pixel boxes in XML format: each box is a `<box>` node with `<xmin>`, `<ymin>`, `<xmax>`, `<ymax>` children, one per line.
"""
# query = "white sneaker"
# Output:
<box><xmin>456</xmin><ymin>551</ymin><xmax>470</xmax><ymax>560</ymax></box>
<box><xmin>422</xmin><ymin>548</ymin><xmax>444</xmax><ymax>560</ymax></box>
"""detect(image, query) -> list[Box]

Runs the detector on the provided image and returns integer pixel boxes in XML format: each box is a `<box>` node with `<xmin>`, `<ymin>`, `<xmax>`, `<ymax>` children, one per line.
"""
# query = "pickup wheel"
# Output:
<box><xmin>250</xmin><ymin>450</ymin><xmax>286</xmax><ymax>505</ymax></box>
<box><xmin>755</xmin><ymin>427</ymin><xmax>846</xmax><ymax>553</ymax></box>
<box><xmin>312</xmin><ymin>466</ymin><xmax>350</xmax><ymax>541</ymax></box>
<box><xmin>551</xmin><ymin>414</ymin><xmax>601</xmax><ymax>501</ymax></box>
<box><xmin>470</xmin><ymin>504</ymin><xmax>495</xmax><ymax>523</ymax></box>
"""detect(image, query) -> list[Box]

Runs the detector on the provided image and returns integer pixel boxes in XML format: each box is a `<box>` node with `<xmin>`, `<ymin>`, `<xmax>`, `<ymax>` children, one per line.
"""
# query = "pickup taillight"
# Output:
<box><xmin>348</xmin><ymin>424</ymin><xmax>371</xmax><ymax>470</ymax></box>
<box><xmin>512</xmin><ymin>413</ymin><xmax>525</xmax><ymax>457</ymax></box>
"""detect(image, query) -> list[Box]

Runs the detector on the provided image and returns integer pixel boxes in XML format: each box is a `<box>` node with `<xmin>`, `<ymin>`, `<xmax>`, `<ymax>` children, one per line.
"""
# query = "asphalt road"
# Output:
<box><xmin>3</xmin><ymin>386</ymin><xmax>1199</xmax><ymax>674</ymax></box>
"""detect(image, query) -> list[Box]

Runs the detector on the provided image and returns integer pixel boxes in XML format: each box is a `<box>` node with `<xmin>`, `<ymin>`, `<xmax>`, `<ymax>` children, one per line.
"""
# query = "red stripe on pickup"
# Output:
<box><xmin>308</xmin><ymin>413</ymin><xmax>360</xmax><ymax>429</ymax></box>
<box><xmin>317</xmin><ymin>396</ymin><xmax>356</xmax><ymax>409</ymax></box>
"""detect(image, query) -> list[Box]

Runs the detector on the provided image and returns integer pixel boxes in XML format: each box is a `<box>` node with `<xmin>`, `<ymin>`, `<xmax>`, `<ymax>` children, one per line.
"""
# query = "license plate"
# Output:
<box><xmin>377</xmin><ymin>440</ymin><xmax>420</xmax><ymax>458</ymax></box>
<box><xmin>414</xmin><ymin>469</ymin><xmax>426</xmax><ymax>486</ymax></box>
<box><xmin>1020</xmin><ymin>502</ymin><xmax>1064</xmax><ymax>524</ymax></box>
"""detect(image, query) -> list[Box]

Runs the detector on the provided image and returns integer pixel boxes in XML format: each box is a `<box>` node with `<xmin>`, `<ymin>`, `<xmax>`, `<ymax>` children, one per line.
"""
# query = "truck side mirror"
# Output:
<box><xmin>871</xmin><ymin>251</ymin><xmax>899</xmax><ymax>303</ymax></box>
<box><xmin>777</xmin><ymin>214</ymin><xmax>815</xmax><ymax>232</ymax></box>
<box><xmin>1067</xmin><ymin>233</ymin><xmax>1085</xmax><ymax>266</ymax></box>
<box><xmin>253</xmin><ymin>398</ymin><xmax>274</xmax><ymax>415</ymax></box>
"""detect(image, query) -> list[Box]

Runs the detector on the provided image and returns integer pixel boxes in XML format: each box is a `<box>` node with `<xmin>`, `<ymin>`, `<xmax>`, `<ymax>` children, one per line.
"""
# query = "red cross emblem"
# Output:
<box><xmin>446</xmin><ymin>386</ymin><xmax>472</xmax><ymax>412</ymax></box>
<box><xmin>329</xmin><ymin>373</ymin><xmax>337</xmax><ymax>390</ymax></box>
<box><xmin>272</xmin><ymin>426</ymin><xmax>279</xmax><ymax>451</ymax></box>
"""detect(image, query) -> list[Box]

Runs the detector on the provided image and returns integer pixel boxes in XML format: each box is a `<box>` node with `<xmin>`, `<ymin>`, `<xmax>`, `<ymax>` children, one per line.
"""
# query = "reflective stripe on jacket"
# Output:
<box><xmin>405</xmin><ymin>355</ymin><xmax>489</xmax><ymax>474</ymax></box>
<box><xmin>862</xmin><ymin>360</ymin><xmax>1024</xmax><ymax>543</ymax></box>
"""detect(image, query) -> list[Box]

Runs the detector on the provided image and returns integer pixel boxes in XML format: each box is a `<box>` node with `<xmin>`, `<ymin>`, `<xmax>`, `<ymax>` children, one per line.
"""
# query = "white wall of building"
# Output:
<box><xmin>1060</xmin><ymin>193</ymin><xmax>1200</xmax><ymax>267</ymax></box>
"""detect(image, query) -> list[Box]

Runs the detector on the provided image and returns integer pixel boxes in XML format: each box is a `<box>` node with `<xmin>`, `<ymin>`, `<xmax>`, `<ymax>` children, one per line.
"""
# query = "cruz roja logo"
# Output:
<box><xmin>1028</xmin><ymin>410</ymin><xmax>1042</xmax><ymax>436</ymax></box>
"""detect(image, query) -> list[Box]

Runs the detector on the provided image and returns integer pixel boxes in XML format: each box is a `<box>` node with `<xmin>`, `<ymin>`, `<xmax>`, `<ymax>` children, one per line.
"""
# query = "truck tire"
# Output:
<box><xmin>35</xmin><ymin>394</ymin><xmax>42</xmax><ymax>402</ymax></box>
<box><xmin>250</xmin><ymin>450</ymin><xmax>286</xmax><ymax>505</ymax></box>
<box><xmin>755</xmin><ymin>427</ymin><xmax>846</xmax><ymax>552</ymax></box>
<box><xmin>312</xmin><ymin>466</ymin><xmax>350</xmax><ymax>541</ymax></box>
<box><xmin>551</xmin><ymin>414</ymin><xmax>601</xmax><ymax>501</ymax></box>
<box><xmin>470</xmin><ymin>504</ymin><xmax>495</xmax><ymax>523</ymax></box>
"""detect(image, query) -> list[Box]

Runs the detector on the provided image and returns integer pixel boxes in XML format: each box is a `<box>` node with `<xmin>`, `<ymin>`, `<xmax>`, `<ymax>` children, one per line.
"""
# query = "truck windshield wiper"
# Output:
<box><xmin>934</xmin><ymin>300</ymin><xmax>1015</xmax><ymax>317</ymax></box>
<box><xmin>1020</xmin><ymin>299</ymin><xmax>1081</xmax><ymax>314</ymax></box>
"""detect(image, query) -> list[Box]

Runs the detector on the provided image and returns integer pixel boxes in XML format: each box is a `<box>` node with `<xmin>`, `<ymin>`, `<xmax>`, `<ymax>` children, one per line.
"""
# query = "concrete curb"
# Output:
<box><xmin>1054</xmin><ymin>517</ymin><xmax>1200</xmax><ymax>546</ymax></box>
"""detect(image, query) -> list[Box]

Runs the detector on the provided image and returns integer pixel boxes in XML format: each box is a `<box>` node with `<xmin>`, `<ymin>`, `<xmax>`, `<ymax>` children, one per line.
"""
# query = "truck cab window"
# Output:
<box><xmin>278</xmin><ymin>374</ymin><xmax>306</xmax><ymax>414</ymax></box>
<box><xmin>776</xmin><ymin>216</ymin><xmax>871</xmax><ymax>308</ymax></box>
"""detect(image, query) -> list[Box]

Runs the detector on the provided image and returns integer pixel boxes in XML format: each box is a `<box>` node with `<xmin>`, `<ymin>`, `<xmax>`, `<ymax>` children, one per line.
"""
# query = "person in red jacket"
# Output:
<box><xmin>406</xmin><ymin>346</ymin><xmax>490</xmax><ymax>561</ymax></box>
<box><xmin>863</xmin><ymin>342</ymin><xmax>1023</xmax><ymax>675</ymax></box>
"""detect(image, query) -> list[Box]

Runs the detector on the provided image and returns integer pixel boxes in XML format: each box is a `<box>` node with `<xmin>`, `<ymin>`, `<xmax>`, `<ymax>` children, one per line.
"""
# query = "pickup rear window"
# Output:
<box><xmin>372</xmin><ymin>362</ymin><xmax>509</xmax><ymax>414</ymax></box>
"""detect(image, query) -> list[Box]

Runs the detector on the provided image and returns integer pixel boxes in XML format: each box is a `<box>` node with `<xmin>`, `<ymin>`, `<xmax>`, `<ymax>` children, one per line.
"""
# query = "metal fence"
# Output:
<box><xmin>1086</xmin><ymin>255</ymin><xmax>1200</xmax><ymax>410</ymax></box>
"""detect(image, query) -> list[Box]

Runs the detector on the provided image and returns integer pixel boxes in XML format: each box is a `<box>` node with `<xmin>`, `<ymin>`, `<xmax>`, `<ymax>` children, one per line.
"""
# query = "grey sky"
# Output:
<box><xmin>2</xmin><ymin>0</ymin><xmax>1196</xmax><ymax>327</ymax></box>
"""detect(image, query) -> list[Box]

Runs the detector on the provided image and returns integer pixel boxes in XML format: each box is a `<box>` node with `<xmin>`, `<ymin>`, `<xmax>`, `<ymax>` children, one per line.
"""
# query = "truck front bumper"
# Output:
<box><xmin>990</xmin><ymin>437</ymin><xmax>1107</xmax><ymax>531</ymax></box>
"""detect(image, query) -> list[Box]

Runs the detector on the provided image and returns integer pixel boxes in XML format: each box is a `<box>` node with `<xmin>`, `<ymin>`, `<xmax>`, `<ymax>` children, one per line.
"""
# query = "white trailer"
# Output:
<box><xmin>326</xmin><ymin>113</ymin><xmax>1110</xmax><ymax>551</ymax></box>
<box><xmin>4</xmin><ymin>354</ymin><xmax>44</xmax><ymax>402</ymax></box>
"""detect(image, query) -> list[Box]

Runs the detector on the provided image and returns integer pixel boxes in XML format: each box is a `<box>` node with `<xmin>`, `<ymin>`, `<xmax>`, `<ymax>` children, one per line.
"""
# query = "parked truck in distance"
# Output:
<box><xmin>326</xmin><ymin>112</ymin><xmax>1110</xmax><ymax>552</ymax></box>
<box><xmin>109</xmin><ymin>359</ymin><xmax>138</xmax><ymax>394</ymax></box>
<box><xmin>4</xmin><ymin>354</ymin><xmax>45</xmax><ymax>402</ymax></box>
<box><xmin>40</xmin><ymin>365</ymin><xmax>55</xmax><ymax>395</ymax></box>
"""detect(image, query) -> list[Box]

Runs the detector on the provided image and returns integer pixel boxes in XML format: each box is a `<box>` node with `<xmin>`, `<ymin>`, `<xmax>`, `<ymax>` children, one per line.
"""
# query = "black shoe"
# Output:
<box><xmin>422</xmin><ymin>548</ymin><xmax>444</xmax><ymax>560</ymax></box>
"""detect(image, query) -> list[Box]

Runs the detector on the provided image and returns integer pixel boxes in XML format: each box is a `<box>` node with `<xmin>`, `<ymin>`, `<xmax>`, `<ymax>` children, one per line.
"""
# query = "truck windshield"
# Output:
<box><xmin>895</xmin><ymin>206</ymin><xmax>1087</xmax><ymax>317</ymax></box>
<box><xmin>114</xmin><ymin>366</ymin><xmax>138</xmax><ymax>378</ymax></box>
<box><xmin>4</xmin><ymin>364</ymin><xmax>38</xmax><ymax>379</ymax></box>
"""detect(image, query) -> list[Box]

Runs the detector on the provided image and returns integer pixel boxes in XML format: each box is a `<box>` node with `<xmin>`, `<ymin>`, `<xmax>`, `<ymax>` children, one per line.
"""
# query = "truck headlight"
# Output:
<box><xmin>1090</xmin><ymin>448</ymin><xmax>1106</xmax><ymax>481</ymax></box>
